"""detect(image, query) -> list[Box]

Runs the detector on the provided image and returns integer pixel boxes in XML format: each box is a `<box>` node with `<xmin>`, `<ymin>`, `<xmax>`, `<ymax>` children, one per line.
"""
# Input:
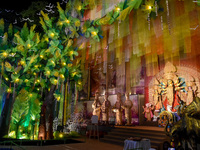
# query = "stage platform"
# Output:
<box><xmin>100</xmin><ymin>125</ymin><xmax>169</xmax><ymax>150</ymax></box>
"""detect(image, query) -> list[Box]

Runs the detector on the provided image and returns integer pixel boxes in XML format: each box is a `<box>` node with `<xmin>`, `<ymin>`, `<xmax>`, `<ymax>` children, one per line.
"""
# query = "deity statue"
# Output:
<box><xmin>113</xmin><ymin>93</ymin><xmax>123</xmax><ymax>125</ymax></box>
<box><xmin>152</xmin><ymin>79</ymin><xmax>162</xmax><ymax>111</ymax></box>
<box><xmin>101</xmin><ymin>92</ymin><xmax>111</xmax><ymax>125</ymax></box>
<box><xmin>123</xmin><ymin>92</ymin><xmax>133</xmax><ymax>125</ymax></box>
<box><xmin>161</xmin><ymin>62</ymin><xmax>181</xmax><ymax>112</ymax></box>
<box><xmin>185</xmin><ymin>77</ymin><xmax>197</xmax><ymax>105</ymax></box>
<box><xmin>143</xmin><ymin>103</ymin><xmax>154</xmax><ymax>121</ymax></box>
<box><xmin>92</xmin><ymin>91</ymin><xmax>101</xmax><ymax>121</ymax></box>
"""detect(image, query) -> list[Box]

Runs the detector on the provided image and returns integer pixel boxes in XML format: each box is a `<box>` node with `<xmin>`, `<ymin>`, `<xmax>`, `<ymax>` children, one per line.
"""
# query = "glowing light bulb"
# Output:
<box><xmin>78</xmin><ymin>81</ymin><xmax>82</xmax><ymax>85</ymax></box>
<box><xmin>115</xmin><ymin>7</ymin><xmax>120</xmax><ymax>12</ymax></box>
<box><xmin>65</xmin><ymin>19</ymin><xmax>70</xmax><ymax>24</ymax></box>
<box><xmin>5</xmin><ymin>77</ymin><xmax>9</xmax><ymax>81</ymax></box>
<box><xmin>60</xmin><ymin>74</ymin><xmax>65</xmax><ymax>79</ymax></box>
<box><xmin>7</xmin><ymin>88</ymin><xmax>12</xmax><ymax>93</ymax></box>
<box><xmin>46</xmin><ymin>71</ymin><xmax>50</xmax><ymax>75</ymax></box>
<box><xmin>20</xmin><ymin>61</ymin><xmax>25</xmax><ymax>65</ymax></box>
<box><xmin>36</xmin><ymin>79</ymin><xmax>40</xmax><ymax>83</ymax></box>
<box><xmin>29</xmin><ymin>94</ymin><xmax>33</xmax><ymax>97</ymax></box>
<box><xmin>77</xmin><ymin>5</ymin><xmax>82</xmax><ymax>11</ymax></box>
<box><xmin>27</xmin><ymin>44</ymin><xmax>31</xmax><ymax>49</ymax></box>
<box><xmin>62</xmin><ymin>62</ymin><xmax>66</xmax><ymax>66</ymax></box>
<box><xmin>40</xmin><ymin>55</ymin><xmax>44</xmax><ymax>59</ymax></box>
<box><xmin>25</xmin><ymin>79</ymin><xmax>29</xmax><ymax>83</ymax></box>
<box><xmin>50</xmin><ymin>32</ymin><xmax>55</xmax><ymax>38</ymax></box>
<box><xmin>91</xmin><ymin>31</ymin><xmax>97</xmax><ymax>36</ymax></box>
<box><xmin>2</xmin><ymin>52</ymin><xmax>8</xmax><ymax>58</ymax></box>
<box><xmin>51</xmin><ymin>60</ymin><xmax>55</xmax><ymax>64</ymax></box>
<box><xmin>147</xmin><ymin>5</ymin><xmax>152</xmax><ymax>10</ymax></box>
<box><xmin>54</xmin><ymin>79</ymin><xmax>58</xmax><ymax>84</ymax></box>
<box><xmin>69</xmin><ymin>51</ymin><xmax>74</xmax><ymax>55</ymax></box>
<box><xmin>59</xmin><ymin>133</ymin><xmax>63</xmax><ymax>138</ymax></box>
<box><xmin>57</xmin><ymin>96</ymin><xmax>61</xmax><ymax>101</ymax></box>
<box><xmin>15</xmin><ymin>78</ymin><xmax>19</xmax><ymax>83</ymax></box>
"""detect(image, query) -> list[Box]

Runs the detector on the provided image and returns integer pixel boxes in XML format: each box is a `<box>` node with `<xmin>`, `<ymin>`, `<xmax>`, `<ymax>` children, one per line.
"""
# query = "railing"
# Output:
<box><xmin>0</xmin><ymin>140</ymin><xmax>26</xmax><ymax>150</ymax></box>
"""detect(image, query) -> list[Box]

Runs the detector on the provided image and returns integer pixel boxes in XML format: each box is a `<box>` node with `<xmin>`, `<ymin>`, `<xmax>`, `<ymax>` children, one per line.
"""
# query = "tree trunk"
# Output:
<box><xmin>16</xmin><ymin>123</ymin><xmax>20</xmax><ymax>139</ymax></box>
<box><xmin>31</xmin><ymin>120</ymin><xmax>35</xmax><ymax>140</ymax></box>
<box><xmin>38</xmin><ymin>104</ymin><xmax>46</xmax><ymax>140</ymax></box>
<box><xmin>0</xmin><ymin>92</ymin><xmax>13</xmax><ymax>138</ymax></box>
<box><xmin>45</xmin><ymin>85</ymin><xmax>56</xmax><ymax>139</ymax></box>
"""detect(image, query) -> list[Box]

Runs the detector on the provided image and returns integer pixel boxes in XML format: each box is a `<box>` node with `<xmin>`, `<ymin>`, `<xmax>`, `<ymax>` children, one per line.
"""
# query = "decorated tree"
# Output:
<box><xmin>0</xmin><ymin>1</ymin><xmax>102</xmax><ymax>138</ymax></box>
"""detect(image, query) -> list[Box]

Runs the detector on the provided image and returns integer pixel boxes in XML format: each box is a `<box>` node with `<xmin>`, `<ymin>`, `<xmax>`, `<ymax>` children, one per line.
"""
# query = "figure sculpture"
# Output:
<box><xmin>185</xmin><ymin>77</ymin><xmax>197</xmax><ymax>106</ymax></box>
<box><xmin>113</xmin><ymin>93</ymin><xmax>123</xmax><ymax>125</ymax></box>
<box><xmin>143</xmin><ymin>103</ymin><xmax>154</xmax><ymax>121</ymax></box>
<box><xmin>92</xmin><ymin>91</ymin><xmax>101</xmax><ymax>121</ymax></box>
<box><xmin>123</xmin><ymin>92</ymin><xmax>133</xmax><ymax>125</ymax></box>
<box><xmin>162</xmin><ymin>78</ymin><xmax>181</xmax><ymax>112</ymax></box>
<box><xmin>152</xmin><ymin>79</ymin><xmax>162</xmax><ymax>111</ymax></box>
<box><xmin>161</xmin><ymin>62</ymin><xmax>180</xmax><ymax>112</ymax></box>
<box><xmin>101</xmin><ymin>92</ymin><xmax>111</xmax><ymax>125</ymax></box>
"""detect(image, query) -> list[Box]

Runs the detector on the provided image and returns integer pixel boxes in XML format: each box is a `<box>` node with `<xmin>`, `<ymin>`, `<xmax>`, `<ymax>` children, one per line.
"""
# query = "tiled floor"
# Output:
<box><xmin>0</xmin><ymin>138</ymin><xmax>123</xmax><ymax>150</ymax></box>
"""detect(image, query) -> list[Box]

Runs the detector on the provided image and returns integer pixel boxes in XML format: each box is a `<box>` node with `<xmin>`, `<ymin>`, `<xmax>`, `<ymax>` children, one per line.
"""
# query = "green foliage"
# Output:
<box><xmin>9</xmin><ymin>89</ymin><xmax>42</xmax><ymax>139</ymax></box>
<box><xmin>0</xmin><ymin>1</ymin><xmax>104</xmax><ymax>139</ymax></box>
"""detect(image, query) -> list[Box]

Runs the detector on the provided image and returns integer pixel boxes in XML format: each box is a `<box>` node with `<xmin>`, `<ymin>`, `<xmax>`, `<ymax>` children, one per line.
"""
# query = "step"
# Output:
<box><xmin>100</xmin><ymin>126</ymin><xmax>168</xmax><ymax>150</ymax></box>
<box><xmin>104</xmin><ymin>134</ymin><xmax>167</xmax><ymax>142</ymax></box>
<box><xmin>109</xmin><ymin>130</ymin><xmax>166</xmax><ymax>137</ymax></box>
<box><xmin>113</xmin><ymin>128</ymin><xmax>165</xmax><ymax>135</ymax></box>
